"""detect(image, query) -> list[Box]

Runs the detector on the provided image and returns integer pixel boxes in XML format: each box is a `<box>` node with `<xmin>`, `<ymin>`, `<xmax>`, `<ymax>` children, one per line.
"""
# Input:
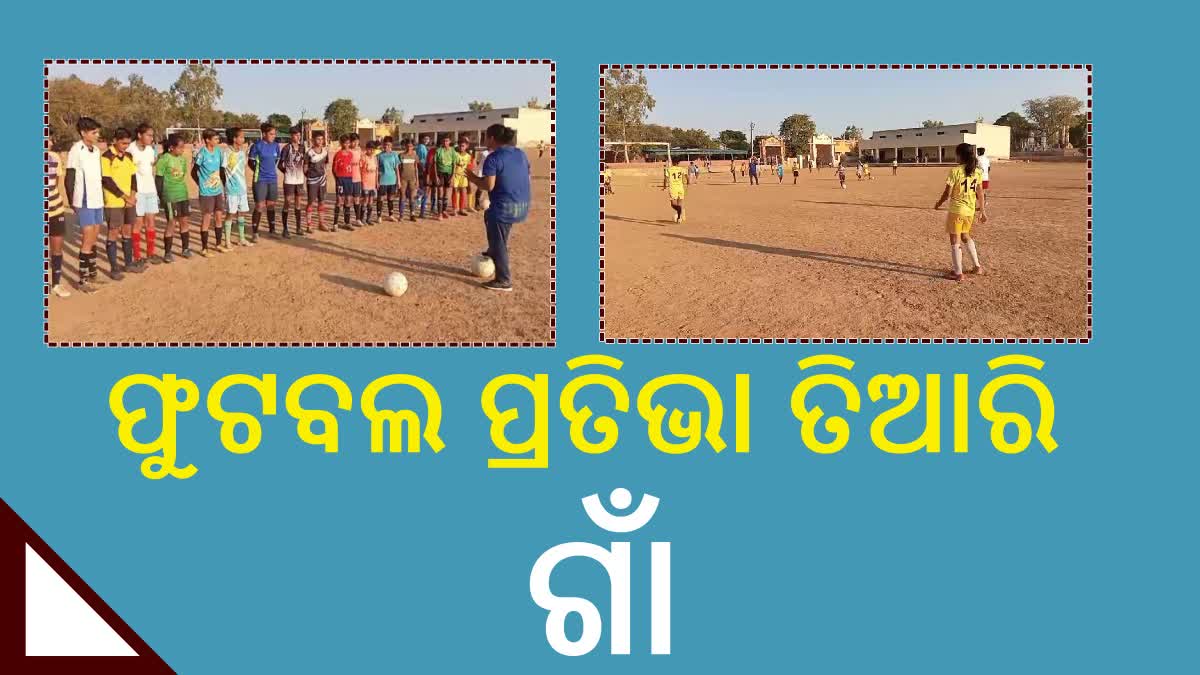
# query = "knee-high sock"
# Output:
<box><xmin>105</xmin><ymin>239</ymin><xmax>119</xmax><ymax>273</ymax></box>
<box><xmin>214</xmin><ymin>224</ymin><xmax>223</xmax><ymax>246</ymax></box>
<box><xmin>121</xmin><ymin>238</ymin><xmax>133</xmax><ymax>268</ymax></box>
<box><xmin>164</xmin><ymin>236</ymin><xmax>173</xmax><ymax>255</ymax></box>
<box><xmin>200</xmin><ymin>230</ymin><xmax>209</xmax><ymax>251</ymax></box>
<box><xmin>252</xmin><ymin>211</ymin><xmax>261</xmax><ymax>235</ymax></box>
<box><xmin>281</xmin><ymin>205</ymin><xmax>289</xmax><ymax>231</ymax></box>
<box><xmin>131</xmin><ymin>232</ymin><xmax>142</xmax><ymax>260</ymax></box>
<box><xmin>267</xmin><ymin>207</ymin><xmax>276</xmax><ymax>232</ymax></box>
<box><xmin>237</xmin><ymin>217</ymin><xmax>246</xmax><ymax>241</ymax></box>
<box><xmin>146</xmin><ymin>227</ymin><xmax>156</xmax><ymax>257</ymax></box>
<box><xmin>951</xmin><ymin>243</ymin><xmax>963</xmax><ymax>275</ymax></box>
<box><xmin>223</xmin><ymin>219</ymin><xmax>232</xmax><ymax>244</ymax></box>
<box><xmin>51</xmin><ymin>253</ymin><xmax>63</xmax><ymax>285</ymax></box>
<box><xmin>295</xmin><ymin>209</ymin><xmax>303</xmax><ymax>230</ymax></box>
<box><xmin>965</xmin><ymin>240</ymin><xmax>980</xmax><ymax>268</ymax></box>
<box><xmin>420</xmin><ymin>192</ymin><xmax>427</xmax><ymax>216</ymax></box>
<box><xmin>182</xmin><ymin>230</ymin><xmax>190</xmax><ymax>251</ymax></box>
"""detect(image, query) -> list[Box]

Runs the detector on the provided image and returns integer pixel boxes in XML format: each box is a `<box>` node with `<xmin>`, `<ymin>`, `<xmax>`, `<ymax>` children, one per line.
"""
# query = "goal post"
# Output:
<box><xmin>604</xmin><ymin>141</ymin><xmax>671</xmax><ymax>166</ymax></box>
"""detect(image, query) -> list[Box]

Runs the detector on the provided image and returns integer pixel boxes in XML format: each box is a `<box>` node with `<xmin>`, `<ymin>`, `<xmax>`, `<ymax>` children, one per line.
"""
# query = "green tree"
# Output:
<box><xmin>119</xmin><ymin>74</ymin><xmax>174</xmax><ymax>136</ymax></box>
<box><xmin>921</xmin><ymin>119</ymin><xmax>944</xmax><ymax>128</ymax></box>
<box><xmin>323</xmin><ymin>98</ymin><xmax>359</xmax><ymax>139</ymax></box>
<box><xmin>221</xmin><ymin>111</ymin><xmax>261</xmax><ymax>129</ymax></box>
<box><xmin>1068</xmin><ymin>113</ymin><xmax>1088</xmax><ymax>150</ymax></box>
<box><xmin>842</xmin><ymin>125</ymin><xmax>862</xmax><ymax>140</ymax></box>
<box><xmin>778</xmin><ymin>114</ymin><xmax>817</xmax><ymax>157</ymax></box>
<box><xmin>169</xmin><ymin>64</ymin><xmax>223</xmax><ymax>129</ymax></box>
<box><xmin>525</xmin><ymin>97</ymin><xmax>545</xmax><ymax>109</ymax></box>
<box><xmin>266</xmin><ymin>113</ymin><xmax>293</xmax><ymax>131</ymax></box>
<box><xmin>1046</xmin><ymin>95</ymin><xmax>1085</xmax><ymax>147</ymax></box>
<box><xmin>605</xmin><ymin>68</ymin><xmax>656</xmax><ymax>162</ymax></box>
<box><xmin>467</xmin><ymin>100</ymin><xmax>494</xmax><ymax>112</ymax></box>
<box><xmin>380</xmin><ymin>107</ymin><xmax>404</xmax><ymax>123</ymax></box>
<box><xmin>718</xmin><ymin>129</ymin><xmax>749</xmax><ymax>151</ymax></box>
<box><xmin>48</xmin><ymin>74</ymin><xmax>180</xmax><ymax>149</ymax></box>
<box><xmin>994</xmin><ymin>111</ymin><xmax>1033</xmax><ymax>152</ymax></box>
<box><xmin>670</xmin><ymin>128</ymin><xmax>714</xmax><ymax>148</ymax></box>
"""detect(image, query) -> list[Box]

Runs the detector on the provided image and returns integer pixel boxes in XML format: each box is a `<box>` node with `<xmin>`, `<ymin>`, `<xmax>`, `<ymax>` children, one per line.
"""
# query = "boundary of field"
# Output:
<box><xmin>43</xmin><ymin>58</ymin><xmax>557</xmax><ymax>349</ymax></box>
<box><xmin>598</xmin><ymin>63</ymin><xmax>1093</xmax><ymax>345</ymax></box>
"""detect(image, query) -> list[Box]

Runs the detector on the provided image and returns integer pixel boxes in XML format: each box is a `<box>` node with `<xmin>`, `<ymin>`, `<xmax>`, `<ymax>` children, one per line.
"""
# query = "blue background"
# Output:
<box><xmin>3</xmin><ymin>4</ymin><xmax>1195</xmax><ymax>672</ymax></box>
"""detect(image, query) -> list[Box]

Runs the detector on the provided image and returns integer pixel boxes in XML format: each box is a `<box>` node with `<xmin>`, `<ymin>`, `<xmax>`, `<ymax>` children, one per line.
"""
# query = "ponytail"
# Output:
<box><xmin>955</xmin><ymin>142</ymin><xmax>977</xmax><ymax>175</ymax></box>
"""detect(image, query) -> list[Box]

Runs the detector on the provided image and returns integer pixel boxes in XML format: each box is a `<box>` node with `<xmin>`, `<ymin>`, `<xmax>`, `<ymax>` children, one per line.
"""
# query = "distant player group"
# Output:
<box><xmin>627</xmin><ymin>142</ymin><xmax>991</xmax><ymax>281</ymax></box>
<box><xmin>47</xmin><ymin>117</ymin><xmax>532</xmax><ymax>297</ymax></box>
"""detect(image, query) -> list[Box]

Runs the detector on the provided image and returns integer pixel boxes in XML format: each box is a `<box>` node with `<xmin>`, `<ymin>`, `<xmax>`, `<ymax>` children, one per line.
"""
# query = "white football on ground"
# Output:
<box><xmin>472</xmin><ymin>255</ymin><xmax>496</xmax><ymax>279</ymax></box>
<box><xmin>383</xmin><ymin>271</ymin><xmax>408</xmax><ymax>297</ymax></box>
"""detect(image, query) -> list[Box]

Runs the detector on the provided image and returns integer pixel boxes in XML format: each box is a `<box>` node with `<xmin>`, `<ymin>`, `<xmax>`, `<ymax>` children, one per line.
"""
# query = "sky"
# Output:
<box><xmin>638</xmin><ymin>69</ymin><xmax>1089</xmax><ymax>137</ymax></box>
<box><xmin>46</xmin><ymin>63</ymin><xmax>550</xmax><ymax>120</ymax></box>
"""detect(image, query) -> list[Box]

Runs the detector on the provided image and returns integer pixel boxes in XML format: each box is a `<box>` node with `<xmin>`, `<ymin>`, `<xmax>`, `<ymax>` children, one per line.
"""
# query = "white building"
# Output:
<box><xmin>397</xmin><ymin>107</ymin><xmax>552</xmax><ymax>148</ymax></box>
<box><xmin>858</xmin><ymin>122</ymin><xmax>1011</xmax><ymax>163</ymax></box>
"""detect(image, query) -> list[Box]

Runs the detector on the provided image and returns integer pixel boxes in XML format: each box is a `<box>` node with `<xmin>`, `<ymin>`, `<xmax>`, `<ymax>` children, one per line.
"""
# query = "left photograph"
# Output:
<box><xmin>44</xmin><ymin>59</ymin><xmax>554</xmax><ymax>346</ymax></box>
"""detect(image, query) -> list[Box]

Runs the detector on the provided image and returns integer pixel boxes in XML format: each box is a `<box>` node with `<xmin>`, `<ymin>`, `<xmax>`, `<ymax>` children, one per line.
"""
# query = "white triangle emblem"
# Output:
<box><xmin>25</xmin><ymin>544</ymin><xmax>136</xmax><ymax>656</ymax></box>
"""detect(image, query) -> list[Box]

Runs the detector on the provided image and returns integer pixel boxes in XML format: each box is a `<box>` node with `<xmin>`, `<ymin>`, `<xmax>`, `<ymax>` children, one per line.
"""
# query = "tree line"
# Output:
<box><xmin>47</xmin><ymin>65</ymin><xmax>416</xmax><ymax>149</ymax></box>
<box><xmin>604</xmin><ymin>67</ymin><xmax>1087</xmax><ymax>159</ymax></box>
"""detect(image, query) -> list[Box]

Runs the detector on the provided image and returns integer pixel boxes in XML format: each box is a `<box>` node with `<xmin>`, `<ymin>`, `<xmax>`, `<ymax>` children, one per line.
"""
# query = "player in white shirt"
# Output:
<box><xmin>128</xmin><ymin>124</ymin><xmax>160</xmax><ymax>267</ymax></box>
<box><xmin>65</xmin><ymin>117</ymin><xmax>105</xmax><ymax>291</ymax></box>
<box><xmin>976</xmin><ymin>146</ymin><xmax>992</xmax><ymax>190</ymax></box>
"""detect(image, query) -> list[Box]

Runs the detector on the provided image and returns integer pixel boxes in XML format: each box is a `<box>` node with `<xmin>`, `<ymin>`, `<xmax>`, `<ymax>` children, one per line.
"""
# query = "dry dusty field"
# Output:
<box><xmin>602</xmin><ymin>161</ymin><xmax>1088</xmax><ymax>340</ymax></box>
<box><xmin>47</xmin><ymin>150</ymin><xmax>552</xmax><ymax>345</ymax></box>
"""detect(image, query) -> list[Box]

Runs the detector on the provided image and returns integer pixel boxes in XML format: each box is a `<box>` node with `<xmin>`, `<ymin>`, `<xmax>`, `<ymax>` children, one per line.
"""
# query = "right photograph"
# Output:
<box><xmin>600</xmin><ymin>65</ymin><xmax>1091</xmax><ymax>342</ymax></box>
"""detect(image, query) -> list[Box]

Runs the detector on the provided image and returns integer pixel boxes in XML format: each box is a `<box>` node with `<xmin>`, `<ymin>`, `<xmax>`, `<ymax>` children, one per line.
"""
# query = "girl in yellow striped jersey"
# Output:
<box><xmin>934</xmin><ymin>142</ymin><xmax>988</xmax><ymax>281</ymax></box>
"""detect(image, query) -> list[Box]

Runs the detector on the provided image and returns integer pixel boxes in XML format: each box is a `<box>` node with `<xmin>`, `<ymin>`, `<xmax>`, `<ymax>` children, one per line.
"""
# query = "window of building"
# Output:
<box><xmin>478</xmin><ymin>115</ymin><xmax>488</xmax><ymax>120</ymax></box>
<box><xmin>456</xmin><ymin>117</ymin><xmax>464</xmax><ymax>121</ymax></box>
<box><xmin>916</xmin><ymin>133</ymin><xmax>922</xmax><ymax>137</ymax></box>
<box><xmin>896</xmin><ymin>134</ymin><xmax>903</xmax><ymax>138</ymax></box>
<box><xmin>878</xmin><ymin>134</ymin><xmax>887</xmax><ymax>139</ymax></box>
<box><xmin>501</xmin><ymin>114</ymin><xmax>512</xmax><ymax>119</ymax></box>
<box><xmin>937</xmin><ymin>131</ymin><xmax>944</xmax><ymax>135</ymax></box>
<box><xmin>436</xmin><ymin>118</ymin><xmax>444</xmax><ymax>122</ymax></box>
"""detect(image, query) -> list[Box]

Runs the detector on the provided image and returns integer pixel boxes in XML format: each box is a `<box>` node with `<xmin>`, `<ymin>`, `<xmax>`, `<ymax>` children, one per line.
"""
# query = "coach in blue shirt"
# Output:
<box><xmin>467</xmin><ymin>124</ymin><xmax>531</xmax><ymax>292</ymax></box>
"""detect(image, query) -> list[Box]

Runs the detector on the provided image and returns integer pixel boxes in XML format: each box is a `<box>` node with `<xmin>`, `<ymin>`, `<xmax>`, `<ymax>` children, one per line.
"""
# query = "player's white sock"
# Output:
<box><xmin>951</xmin><ymin>244</ymin><xmax>963</xmax><ymax>275</ymax></box>
<box><xmin>965</xmin><ymin>240</ymin><xmax>981</xmax><ymax>269</ymax></box>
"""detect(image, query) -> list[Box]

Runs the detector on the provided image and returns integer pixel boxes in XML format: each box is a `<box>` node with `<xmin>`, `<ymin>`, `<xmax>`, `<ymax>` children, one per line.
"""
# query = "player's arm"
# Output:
<box><xmin>974</xmin><ymin>181</ymin><xmax>987</xmax><ymax>223</ymax></box>
<box><xmin>154</xmin><ymin>156</ymin><xmax>166</xmax><ymax>204</ymax></box>
<box><xmin>190</xmin><ymin>161</ymin><xmax>200</xmax><ymax>186</ymax></box>
<box><xmin>64</xmin><ymin>169</ymin><xmax>76</xmax><ymax>209</ymax></box>
<box><xmin>934</xmin><ymin>185</ymin><xmax>950</xmax><ymax>210</ymax></box>
<box><xmin>247</xmin><ymin>142</ymin><xmax>259</xmax><ymax>171</ymax></box>
<box><xmin>101</xmin><ymin>160</ymin><xmax>126</xmax><ymax>201</ymax></box>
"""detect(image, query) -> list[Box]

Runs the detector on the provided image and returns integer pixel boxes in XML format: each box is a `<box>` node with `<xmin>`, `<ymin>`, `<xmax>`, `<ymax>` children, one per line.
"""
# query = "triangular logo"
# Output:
<box><xmin>0</xmin><ymin>497</ymin><xmax>174</xmax><ymax>672</ymax></box>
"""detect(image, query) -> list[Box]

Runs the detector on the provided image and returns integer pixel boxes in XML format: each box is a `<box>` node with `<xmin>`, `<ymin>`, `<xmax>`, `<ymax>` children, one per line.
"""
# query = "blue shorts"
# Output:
<box><xmin>78</xmin><ymin>207</ymin><xmax>104</xmax><ymax>226</ymax></box>
<box><xmin>253</xmin><ymin>181</ymin><xmax>278</xmax><ymax>203</ymax></box>
<box><xmin>351</xmin><ymin>182</ymin><xmax>363</xmax><ymax>197</ymax></box>
<box><xmin>335</xmin><ymin>177</ymin><xmax>355</xmax><ymax>196</ymax></box>
<box><xmin>135</xmin><ymin>193</ymin><xmax>159</xmax><ymax>216</ymax></box>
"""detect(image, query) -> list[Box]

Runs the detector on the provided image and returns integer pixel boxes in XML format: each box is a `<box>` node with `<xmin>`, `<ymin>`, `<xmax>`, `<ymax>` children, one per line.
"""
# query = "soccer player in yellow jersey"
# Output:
<box><xmin>934</xmin><ymin>143</ymin><xmax>987</xmax><ymax>281</ymax></box>
<box><xmin>663</xmin><ymin>158</ymin><xmax>687</xmax><ymax>223</ymax></box>
<box><xmin>452</xmin><ymin>137</ymin><xmax>473</xmax><ymax>216</ymax></box>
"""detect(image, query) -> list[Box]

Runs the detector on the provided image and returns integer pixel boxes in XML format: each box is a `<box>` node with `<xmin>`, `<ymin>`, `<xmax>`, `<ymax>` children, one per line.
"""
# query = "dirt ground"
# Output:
<box><xmin>602</xmin><ymin>161</ymin><xmax>1089</xmax><ymax>340</ymax></box>
<box><xmin>47</xmin><ymin>150</ymin><xmax>552</xmax><ymax>345</ymax></box>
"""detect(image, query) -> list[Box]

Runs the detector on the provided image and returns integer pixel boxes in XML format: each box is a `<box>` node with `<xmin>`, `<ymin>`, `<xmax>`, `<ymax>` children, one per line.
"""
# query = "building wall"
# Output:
<box><xmin>858</xmin><ymin>123</ymin><xmax>1011</xmax><ymax>161</ymax></box>
<box><xmin>400</xmin><ymin>107</ymin><xmax>551</xmax><ymax>147</ymax></box>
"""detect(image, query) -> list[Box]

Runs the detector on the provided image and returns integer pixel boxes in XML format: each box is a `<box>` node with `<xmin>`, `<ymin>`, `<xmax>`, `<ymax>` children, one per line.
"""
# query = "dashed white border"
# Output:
<box><xmin>598</xmin><ymin>63</ymin><xmax>1093</xmax><ymax>345</ymax></box>
<box><xmin>43</xmin><ymin>58</ymin><xmax>557</xmax><ymax>348</ymax></box>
